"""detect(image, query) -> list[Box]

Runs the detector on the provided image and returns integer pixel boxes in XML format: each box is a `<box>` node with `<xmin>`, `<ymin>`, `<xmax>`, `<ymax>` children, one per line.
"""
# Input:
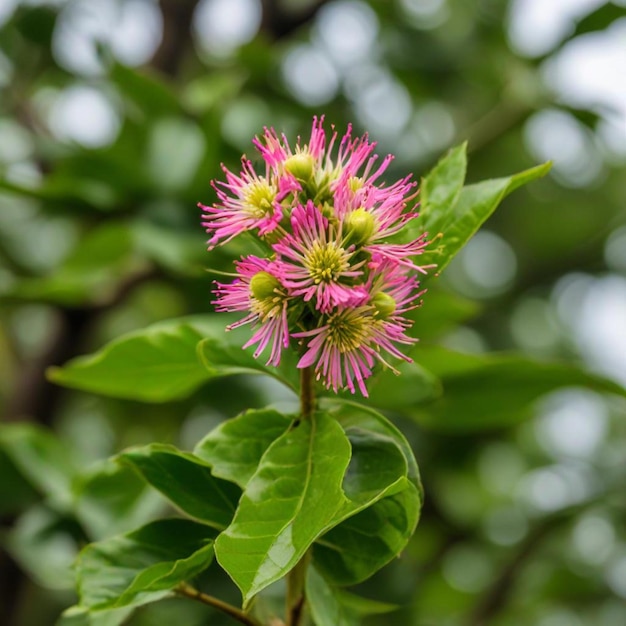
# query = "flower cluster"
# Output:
<box><xmin>200</xmin><ymin>117</ymin><xmax>430</xmax><ymax>396</ymax></box>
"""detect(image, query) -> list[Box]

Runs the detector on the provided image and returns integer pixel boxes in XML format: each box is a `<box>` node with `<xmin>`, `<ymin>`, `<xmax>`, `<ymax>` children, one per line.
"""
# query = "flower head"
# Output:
<box><xmin>201</xmin><ymin>116</ymin><xmax>431</xmax><ymax>395</ymax></box>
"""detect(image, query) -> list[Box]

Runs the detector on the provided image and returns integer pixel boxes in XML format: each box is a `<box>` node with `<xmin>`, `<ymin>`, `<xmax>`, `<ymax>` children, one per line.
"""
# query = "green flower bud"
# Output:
<box><xmin>285</xmin><ymin>153</ymin><xmax>315</xmax><ymax>182</ymax></box>
<box><xmin>250</xmin><ymin>271</ymin><xmax>280</xmax><ymax>300</ymax></box>
<box><xmin>345</xmin><ymin>208</ymin><xmax>376</xmax><ymax>246</ymax></box>
<box><xmin>372</xmin><ymin>292</ymin><xmax>397</xmax><ymax>318</ymax></box>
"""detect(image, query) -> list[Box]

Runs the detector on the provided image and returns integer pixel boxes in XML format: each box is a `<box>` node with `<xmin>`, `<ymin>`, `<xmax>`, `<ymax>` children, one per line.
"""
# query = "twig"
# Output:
<box><xmin>176</xmin><ymin>582</ymin><xmax>262</xmax><ymax>626</ymax></box>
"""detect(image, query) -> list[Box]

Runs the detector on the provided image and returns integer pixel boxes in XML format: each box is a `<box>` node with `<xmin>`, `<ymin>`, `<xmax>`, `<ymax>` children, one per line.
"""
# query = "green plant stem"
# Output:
<box><xmin>300</xmin><ymin>366</ymin><xmax>315</xmax><ymax>419</ymax></box>
<box><xmin>176</xmin><ymin>582</ymin><xmax>261</xmax><ymax>626</ymax></box>
<box><xmin>286</xmin><ymin>551</ymin><xmax>311</xmax><ymax>626</ymax></box>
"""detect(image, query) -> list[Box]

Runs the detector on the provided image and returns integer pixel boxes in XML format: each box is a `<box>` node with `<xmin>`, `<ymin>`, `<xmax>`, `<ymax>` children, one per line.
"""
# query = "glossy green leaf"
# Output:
<box><xmin>419</xmin><ymin>162</ymin><xmax>552</xmax><ymax>276</ymax></box>
<box><xmin>215</xmin><ymin>411</ymin><xmax>351</xmax><ymax>604</ymax></box>
<box><xmin>119</xmin><ymin>444</ymin><xmax>241</xmax><ymax>529</ymax></box>
<box><xmin>313</xmin><ymin>480</ymin><xmax>421</xmax><ymax>586</ymax></box>
<box><xmin>0</xmin><ymin>423</ymin><xmax>78</xmax><ymax>509</ymax></box>
<box><xmin>194</xmin><ymin>408</ymin><xmax>293</xmax><ymax>488</ymax></box>
<box><xmin>312</xmin><ymin>403</ymin><xmax>422</xmax><ymax>585</ymax></box>
<box><xmin>48</xmin><ymin>315</ymin><xmax>297</xmax><ymax>402</ymax></box>
<box><xmin>77</xmin><ymin>518</ymin><xmax>217</xmax><ymax>610</ymax></box>
<box><xmin>410</xmin><ymin>346</ymin><xmax>626</xmax><ymax>431</ymax></box>
<box><xmin>48</xmin><ymin>321</ymin><xmax>209</xmax><ymax>401</ymax></box>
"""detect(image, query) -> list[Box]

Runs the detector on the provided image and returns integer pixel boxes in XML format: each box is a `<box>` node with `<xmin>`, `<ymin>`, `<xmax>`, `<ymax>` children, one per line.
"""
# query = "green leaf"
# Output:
<box><xmin>77</xmin><ymin>518</ymin><xmax>217</xmax><ymax>610</ymax></box>
<box><xmin>48</xmin><ymin>321</ymin><xmax>209</xmax><ymax>402</ymax></box>
<box><xmin>56</xmin><ymin>606</ymin><xmax>134</xmax><ymax>626</ymax></box>
<box><xmin>306</xmin><ymin>566</ymin><xmax>397</xmax><ymax>626</ymax></box>
<box><xmin>194</xmin><ymin>408</ymin><xmax>293</xmax><ymax>488</ymax></box>
<box><xmin>410</xmin><ymin>346</ymin><xmax>626</xmax><ymax>432</ymax></box>
<box><xmin>48</xmin><ymin>315</ymin><xmax>297</xmax><ymax>402</ymax></box>
<box><xmin>74</xmin><ymin>461</ymin><xmax>164</xmax><ymax>541</ymax></box>
<box><xmin>198</xmin><ymin>333</ymin><xmax>300</xmax><ymax>392</ymax></box>
<box><xmin>306</xmin><ymin>566</ymin><xmax>358</xmax><ymax>626</ymax></box>
<box><xmin>313</xmin><ymin>403</ymin><xmax>423</xmax><ymax>585</ymax></box>
<box><xmin>420</xmin><ymin>162</ymin><xmax>552</xmax><ymax>276</ymax></box>
<box><xmin>119</xmin><ymin>444</ymin><xmax>240</xmax><ymax>529</ymax></box>
<box><xmin>420</xmin><ymin>142</ymin><xmax>467</xmax><ymax>222</ymax></box>
<box><xmin>362</xmin><ymin>360</ymin><xmax>441</xmax><ymax>411</ymax></box>
<box><xmin>214</xmin><ymin>412</ymin><xmax>352</xmax><ymax>605</ymax></box>
<box><xmin>0</xmin><ymin>424</ymin><xmax>78</xmax><ymax>509</ymax></box>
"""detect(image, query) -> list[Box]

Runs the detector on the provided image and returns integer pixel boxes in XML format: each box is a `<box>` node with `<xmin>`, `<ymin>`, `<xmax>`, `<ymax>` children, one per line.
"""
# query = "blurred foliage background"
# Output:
<box><xmin>1</xmin><ymin>0</ymin><xmax>625</xmax><ymax>625</ymax></box>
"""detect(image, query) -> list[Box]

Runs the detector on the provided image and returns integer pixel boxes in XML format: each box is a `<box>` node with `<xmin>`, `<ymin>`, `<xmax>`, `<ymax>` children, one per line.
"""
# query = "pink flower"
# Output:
<box><xmin>272</xmin><ymin>201</ymin><xmax>368</xmax><ymax>313</ymax></box>
<box><xmin>200</xmin><ymin>158</ymin><xmax>286</xmax><ymax>249</ymax></box>
<box><xmin>294</xmin><ymin>262</ymin><xmax>422</xmax><ymax>396</ymax></box>
<box><xmin>202</xmin><ymin>116</ymin><xmax>433</xmax><ymax>395</ymax></box>
<box><xmin>213</xmin><ymin>256</ymin><xmax>291</xmax><ymax>366</ymax></box>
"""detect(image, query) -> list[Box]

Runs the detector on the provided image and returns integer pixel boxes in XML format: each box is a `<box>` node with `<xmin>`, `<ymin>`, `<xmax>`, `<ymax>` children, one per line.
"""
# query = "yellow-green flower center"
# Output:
<box><xmin>345</xmin><ymin>208</ymin><xmax>376</xmax><ymax>246</ymax></box>
<box><xmin>372</xmin><ymin>292</ymin><xmax>396</xmax><ymax>318</ymax></box>
<box><xmin>250</xmin><ymin>271</ymin><xmax>280</xmax><ymax>300</ymax></box>
<box><xmin>285</xmin><ymin>152</ymin><xmax>315</xmax><ymax>182</ymax></box>
<box><xmin>326</xmin><ymin>309</ymin><xmax>369</xmax><ymax>353</ymax></box>
<box><xmin>244</xmin><ymin>179</ymin><xmax>276</xmax><ymax>218</ymax></box>
<box><xmin>305</xmin><ymin>242</ymin><xmax>350</xmax><ymax>284</ymax></box>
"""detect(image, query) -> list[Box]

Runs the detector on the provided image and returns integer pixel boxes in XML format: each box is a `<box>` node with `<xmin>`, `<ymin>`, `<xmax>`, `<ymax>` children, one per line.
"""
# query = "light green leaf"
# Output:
<box><xmin>77</xmin><ymin>518</ymin><xmax>217</xmax><ymax>610</ymax></box>
<box><xmin>48</xmin><ymin>321</ymin><xmax>209</xmax><ymax>402</ymax></box>
<box><xmin>420</xmin><ymin>142</ymin><xmax>467</xmax><ymax>221</ymax></box>
<box><xmin>194</xmin><ymin>408</ymin><xmax>293</xmax><ymax>488</ymax></box>
<box><xmin>56</xmin><ymin>605</ymin><xmax>134</xmax><ymax>626</ymax></box>
<box><xmin>214</xmin><ymin>412</ymin><xmax>352</xmax><ymax>605</ymax></box>
<box><xmin>419</xmin><ymin>162</ymin><xmax>551</xmax><ymax>275</ymax></box>
<box><xmin>410</xmin><ymin>346</ymin><xmax>626</xmax><ymax>431</ymax></box>
<box><xmin>48</xmin><ymin>315</ymin><xmax>297</xmax><ymax>402</ymax></box>
<box><xmin>0</xmin><ymin>423</ymin><xmax>78</xmax><ymax>509</ymax></box>
<box><xmin>119</xmin><ymin>444</ymin><xmax>241</xmax><ymax>530</ymax></box>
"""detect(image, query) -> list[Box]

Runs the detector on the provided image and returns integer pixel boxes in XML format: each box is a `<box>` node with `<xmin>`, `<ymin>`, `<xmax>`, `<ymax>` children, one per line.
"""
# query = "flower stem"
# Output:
<box><xmin>286</xmin><ymin>551</ymin><xmax>310</xmax><ymax>626</ymax></box>
<box><xmin>176</xmin><ymin>582</ymin><xmax>261</xmax><ymax>626</ymax></box>
<box><xmin>300</xmin><ymin>366</ymin><xmax>315</xmax><ymax>419</ymax></box>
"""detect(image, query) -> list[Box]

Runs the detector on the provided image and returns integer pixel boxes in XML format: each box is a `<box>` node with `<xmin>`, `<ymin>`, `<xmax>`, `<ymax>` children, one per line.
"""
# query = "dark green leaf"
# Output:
<box><xmin>410</xmin><ymin>346</ymin><xmax>626</xmax><ymax>432</ymax></box>
<box><xmin>313</xmin><ymin>481</ymin><xmax>421</xmax><ymax>586</ymax></box>
<box><xmin>194</xmin><ymin>408</ymin><xmax>293</xmax><ymax>488</ymax></box>
<box><xmin>77</xmin><ymin>518</ymin><xmax>217</xmax><ymax>610</ymax></box>
<box><xmin>215</xmin><ymin>412</ymin><xmax>351</xmax><ymax>604</ymax></box>
<box><xmin>74</xmin><ymin>461</ymin><xmax>164</xmax><ymax>541</ymax></box>
<box><xmin>119</xmin><ymin>444</ymin><xmax>241</xmax><ymax>530</ymax></box>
